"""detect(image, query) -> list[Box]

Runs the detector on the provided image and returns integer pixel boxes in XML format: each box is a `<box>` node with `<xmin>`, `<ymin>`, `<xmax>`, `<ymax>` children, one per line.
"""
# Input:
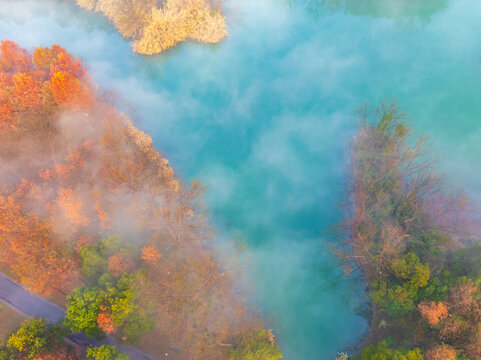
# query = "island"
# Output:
<box><xmin>73</xmin><ymin>0</ymin><xmax>227</xmax><ymax>55</ymax></box>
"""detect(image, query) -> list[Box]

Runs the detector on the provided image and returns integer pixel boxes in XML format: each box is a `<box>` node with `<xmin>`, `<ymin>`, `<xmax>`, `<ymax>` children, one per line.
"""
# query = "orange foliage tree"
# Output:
<box><xmin>97</xmin><ymin>306</ymin><xmax>116</xmax><ymax>335</ymax></box>
<box><xmin>108</xmin><ymin>253</ymin><xmax>135</xmax><ymax>276</ymax></box>
<box><xmin>56</xmin><ymin>187</ymin><xmax>89</xmax><ymax>231</ymax></box>
<box><xmin>0</xmin><ymin>41</ymin><xmax>93</xmax><ymax>295</ymax></box>
<box><xmin>34</xmin><ymin>346</ymin><xmax>84</xmax><ymax>360</ymax></box>
<box><xmin>418</xmin><ymin>301</ymin><xmax>449</xmax><ymax>326</ymax></box>
<box><xmin>424</xmin><ymin>344</ymin><xmax>457</xmax><ymax>360</ymax></box>
<box><xmin>12</xmin><ymin>73</ymin><xmax>41</xmax><ymax>108</ymax></box>
<box><xmin>0</xmin><ymin>40</ymin><xmax>32</xmax><ymax>73</ymax></box>
<box><xmin>0</xmin><ymin>190</ymin><xmax>77</xmax><ymax>295</ymax></box>
<box><xmin>141</xmin><ymin>245</ymin><xmax>161</xmax><ymax>265</ymax></box>
<box><xmin>50</xmin><ymin>71</ymin><xmax>92</xmax><ymax>110</ymax></box>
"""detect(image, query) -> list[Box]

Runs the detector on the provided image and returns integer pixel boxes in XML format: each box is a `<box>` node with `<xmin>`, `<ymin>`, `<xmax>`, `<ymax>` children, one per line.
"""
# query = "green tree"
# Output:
<box><xmin>80</xmin><ymin>243</ymin><xmax>108</xmax><ymax>280</ymax></box>
<box><xmin>356</xmin><ymin>341</ymin><xmax>423</xmax><ymax>360</ymax></box>
<box><xmin>371</xmin><ymin>279</ymin><xmax>417</xmax><ymax>317</ymax></box>
<box><xmin>0</xmin><ymin>318</ymin><xmax>66</xmax><ymax>359</ymax></box>
<box><xmin>87</xmin><ymin>345</ymin><xmax>130</xmax><ymax>360</ymax></box>
<box><xmin>99</xmin><ymin>273</ymin><xmax>153</xmax><ymax>344</ymax></box>
<box><xmin>372</xmin><ymin>252</ymin><xmax>430</xmax><ymax>316</ymax></box>
<box><xmin>80</xmin><ymin>235</ymin><xmax>138</xmax><ymax>281</ymax></box>
<box><xmin>228</xmin><ymin>330</ymin><xmax>282</xmax><ymax>360</ymax></box>
<box><xmin>65</xmin><ymin>286</ymin><xmax>104</xmax><ymax>338</ymax></box>
<box><xmin>392</xmin><ymin>252</ymin><xmax>430</xmax><ymax>288</ymax></box>
<box><xmin>65</xmin><ymin>274</ymin><xmax>153</xmax><ymax>343</ymax></box>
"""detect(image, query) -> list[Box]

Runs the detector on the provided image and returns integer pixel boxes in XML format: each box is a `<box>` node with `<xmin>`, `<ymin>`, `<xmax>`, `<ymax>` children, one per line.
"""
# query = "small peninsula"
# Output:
<box><xmin>345</xmin><ymin>103</ymin><xmax>480</xmax><ymax>359</ymax></box>
<box><xmin>73</xmin><ymin>0</ymin><xmax>228</xmax><ymax>55</ymax></box>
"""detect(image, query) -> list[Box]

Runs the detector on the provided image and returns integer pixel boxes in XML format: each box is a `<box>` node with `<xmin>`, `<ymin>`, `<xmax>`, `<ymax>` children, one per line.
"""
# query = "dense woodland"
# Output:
<box><xmin>0</xmin><ymin>40</ymin><xmax>282</xmax><ymax>360</ymax></box>
<box><xmin>73</xmin><ymin>0</ymin><xmax>227</xmax><ymax>55</ymax></box>
<box><xmin>345</xmin><ymin>103</ymin><xmax>481</xmax><ymax>359</ymax></box>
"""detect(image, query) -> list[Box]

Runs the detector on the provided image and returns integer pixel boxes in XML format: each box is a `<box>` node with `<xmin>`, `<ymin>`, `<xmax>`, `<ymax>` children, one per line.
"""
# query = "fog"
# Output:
<box><xmin>1</xmin><ymin>0</ymin><xmax>481</xmax><ymax>358</ymax></box>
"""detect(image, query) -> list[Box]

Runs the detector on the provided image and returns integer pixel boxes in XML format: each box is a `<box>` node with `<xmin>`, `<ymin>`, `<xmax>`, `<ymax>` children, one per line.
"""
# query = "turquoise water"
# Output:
<box><xmin>2</xmin><ymin>0</ymin><xmax>481</xmax><ymax>358</ymax></box>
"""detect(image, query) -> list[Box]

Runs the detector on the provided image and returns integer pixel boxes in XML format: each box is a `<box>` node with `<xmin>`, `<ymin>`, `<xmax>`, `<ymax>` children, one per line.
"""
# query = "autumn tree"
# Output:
<box><xmin>418</xmin><ymin>301</ymin><xmax>448</xmax><ymax>326</ymax></box>
<box><xmin>72</xmin><ymin>0</ymin><xmax>227</xmax><ymax>55</ymax></box>
<box><xmin>0</xmin><ymin>40</ymin><xmax>32</xmax><ymax>73</ymax></box>
<box><xmin>424</xmin><ymin>344</ymin><xmax>456</xmax><ymax>360</ymax></box>
<box><xmin>0</xmin><ymin>318</ymin><xmax>67</xmax><ymax>360</ymax></box>
<box><xmin>0</xmin><ymin>189</ymin><xmax>77</xmax><ymax>295</ymax></box>
<box><xmin>140</xmin><ymin>245</ymin><xmax>161</xmax><ymax>265</ymax></box>
<box><xmin>12</xmin><ymin>73</ymin><xmax>41</xmax><ymax>108</ymax></box>
<box><xmin>111</xmin><ymin>0</ymin><xmax>154</xmax><ymax>39</ymax></box>
<box><xmin>56</xmin><ymin>187</ymin><xmax>89</xmax><ymax>231</ymax></box>
<box><xmin>97</xmin><ymin>306</ymin><xmax>116</xmax><ymax>335</ymax></box>
<box><xmin>50</xmin><ymin>71</ymin><xmax>92</xmax><ymax>110</ymax></box>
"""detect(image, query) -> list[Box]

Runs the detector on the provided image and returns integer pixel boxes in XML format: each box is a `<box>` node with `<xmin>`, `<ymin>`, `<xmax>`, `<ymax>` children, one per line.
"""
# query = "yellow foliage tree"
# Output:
<box><xmin>73</xmin><ymin>0</ymin><xmax>227</xmax><ymax>55</ymax></box>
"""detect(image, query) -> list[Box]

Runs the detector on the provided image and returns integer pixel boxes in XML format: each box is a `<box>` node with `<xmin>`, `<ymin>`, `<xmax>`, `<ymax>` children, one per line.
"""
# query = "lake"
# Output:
<box><xmin>1</xmin><ymin>0</ymin><xmax>480</xmax><ymax>358</ymax></box>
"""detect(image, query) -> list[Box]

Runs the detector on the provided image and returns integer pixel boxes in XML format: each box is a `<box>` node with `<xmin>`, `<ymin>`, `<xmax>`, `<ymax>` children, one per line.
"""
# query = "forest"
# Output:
<box><xmin>344</xmin><ymin>103</ymin><xmax>481</xmax><ymax>360</ymax></box>
<box><xmin>73</xmin><ymin>0</ymin><xmax>227</xmax><ymax>55</ymax></box>
<box><xmin>0</xmin><ymin>40</ymin><xmax>282</xmax><ymax>360</ymax></box>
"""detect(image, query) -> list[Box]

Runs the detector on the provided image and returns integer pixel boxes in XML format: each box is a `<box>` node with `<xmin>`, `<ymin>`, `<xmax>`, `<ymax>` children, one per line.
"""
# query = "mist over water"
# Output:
<box><xmin>1</xmin><ymin>0</ymin><xmax>481</xmax><ymax>358</ymax></box>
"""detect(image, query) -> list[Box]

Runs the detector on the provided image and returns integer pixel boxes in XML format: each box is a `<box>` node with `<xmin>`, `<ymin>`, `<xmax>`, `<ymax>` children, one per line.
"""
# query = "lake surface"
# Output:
<box><xmin>1</xmin><ymin>0</ymin><xmax>481</xmax><ymax>358</ymax></box>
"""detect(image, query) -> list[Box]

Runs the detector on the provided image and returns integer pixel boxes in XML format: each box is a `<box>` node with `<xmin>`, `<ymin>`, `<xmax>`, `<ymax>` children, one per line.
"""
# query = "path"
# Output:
<box><xmin>0</xmin><ymin>273</ymin><xmax>161</xmax><ymax>360</ymax></box>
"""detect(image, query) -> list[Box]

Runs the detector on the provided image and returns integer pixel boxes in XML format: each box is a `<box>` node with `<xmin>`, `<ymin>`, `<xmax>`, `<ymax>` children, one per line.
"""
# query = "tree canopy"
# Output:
<box><xmin>87</xmin><ymin>345</ymin><xmax>130</xmax><ymax>360</ymax></box>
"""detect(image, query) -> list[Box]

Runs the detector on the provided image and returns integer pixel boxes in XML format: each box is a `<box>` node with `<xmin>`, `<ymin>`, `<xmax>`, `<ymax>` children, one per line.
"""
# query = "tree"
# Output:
<box><xmin>424</xmin><ymin>344</ymin><xmax>456</xmax><ymax>360</ymax></box>
<box><xmin>65</xmin><ymin>274</ymin><xmax>153</xmax><ymax>343</ymax></box>
<box><xmin>391</xmin><ymin>252</ymin><xmax>430</xmax><ymax>288</ymax></box>
<box><xmin>97</xmin><ymin>307</ymin><xmax>116</xmax><ymax>335</ymax></box>
<box><xmin>0</xmin><ymin>100</ymin><xmax>14</xmax><ymax>128</ymax></box>
<box><xmin>141</xmin><ymin>245</ymin><xmax>161</xmax><ymax>265</ymax></box>
<box><xmin>228</xmin><ymin>330</ymin><xmax>282</xmax><ymax>360</ymax></box>
<box><xmin>132</xmin><ymin>0</ymin><xmax>227</xmax><ymax>55</ymax></box>
<box><xmin>100</xmin><ymin>274</ymin><xmax>153</xmax><ymax>344</ymax></box>
<box><xmin>356</xmin><ymin>341</ymin><xmax>423</xmax><ymax>360</ymax></box>
<box><xmin>80</xmin><ymin>235</ymin><xmax>138</xmax><ymax>280</ymax></box>
<box><xmin>371</xmin><ymin>279</ymin><xmax>417</xmax><ymax>317</ymax></box>
<box><xmin>108</xmin><ymin>253</ymin><xmax>136</xmax><ymax>276</ymax></box>
<box><xmin>80</xmin><ymin>242</ymin><xmax>109</xmax><ymax>281</ymax></box>
<box><xmin>0</xmin><ymin>40</ymin><xmax>32</xmax><ymax>73</ymax></box>
<box><xmin>49</xmin><ymin>48</ymin><xmax>85</xmax><ymax>78</ymax></box>
<box><xmin>65</xmin><ymin>286</ymin><xmax>104</xmax><ymax>338</ymax></box>
<box><xmin>111</xmin><ymin>0</ymin><xmax>154</xmax><ymax>39</ymax></box>
<box><xmin>0</xmin><ymin>189</ymin><xmax>77</xmax><ymax>295</ymax></box>
<box><xmin>0</xmin><ymin>318</ymin><xmax>66</xmax><ymax>360</ymax></box>
<box><xmin>418</xmin><ymin>301</ymin><xmax>448</xmax><ymax>326</ymax></box>
<box><xmin>56</xmin><ymin>187</ymin><xmax>89</xmax><ymax>231</ymax></box>
<box><xmin>74</xmin><ymin>0</ymin><xmax>227</xmax><ymax>55</ymax></box>
<box><xmin>87</xmin><ymin>345</ymin><xmax>130</xmax><ymax>360</ymax></box>
<box><xmin>12</xmin><ymin>73</ymin><xmax>41</xmax><ymax>108</ymax></box>
<box><xmin>50</xmin><ymin>71</ymin><xmax>92</xmax><ymax>110</ymax></box>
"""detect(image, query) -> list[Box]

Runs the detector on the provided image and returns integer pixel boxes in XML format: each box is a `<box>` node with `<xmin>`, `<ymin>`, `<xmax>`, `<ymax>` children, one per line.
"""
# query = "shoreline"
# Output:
<box><xmin>346</xmin><ymin>136</ymin><xmax>380</xmax><ymax>356</ymax></box>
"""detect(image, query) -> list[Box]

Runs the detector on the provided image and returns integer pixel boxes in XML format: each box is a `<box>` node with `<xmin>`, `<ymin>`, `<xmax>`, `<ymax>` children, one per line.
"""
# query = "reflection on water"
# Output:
<box><xmin>293</xmin><ymin>0</ymin><xmax>449</xmax><ymax>21</ymax></box>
